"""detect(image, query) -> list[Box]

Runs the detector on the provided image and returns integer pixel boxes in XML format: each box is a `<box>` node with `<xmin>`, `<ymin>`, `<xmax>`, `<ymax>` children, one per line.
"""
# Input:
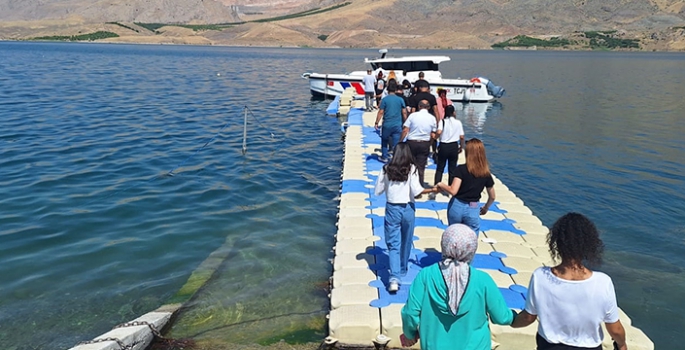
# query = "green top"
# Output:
<box><xmin>401</xmin><ymin>264</ymin><xmax>516</xmax><ymax>350</ymax></box>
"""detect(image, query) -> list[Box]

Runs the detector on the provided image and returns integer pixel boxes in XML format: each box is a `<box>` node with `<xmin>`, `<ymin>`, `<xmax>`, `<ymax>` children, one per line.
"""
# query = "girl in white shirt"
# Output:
<box><xmin>512</xmin><ymin>213</ymin><xmax>628</xmax><ymax>350</ymax></box>
<box><xmin>434</xmin><ymin>105</ymin><xmax>465</xmax><ymax>186</ymax></box>
<box><xmin>374</xmin><ymin>142</ymin><xmax>435</xmax><ymax>292</ymax></box>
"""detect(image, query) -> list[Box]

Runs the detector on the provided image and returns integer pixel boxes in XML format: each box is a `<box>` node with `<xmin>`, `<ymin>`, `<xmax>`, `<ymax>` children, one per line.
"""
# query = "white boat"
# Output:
<box><xmin>301</xmin><ymin>49</ymin><xmax>505</xmax><ymax>103</ymax></box>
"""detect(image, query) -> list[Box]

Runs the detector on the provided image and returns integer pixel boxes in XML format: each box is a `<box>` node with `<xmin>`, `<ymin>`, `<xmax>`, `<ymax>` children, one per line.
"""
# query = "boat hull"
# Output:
<box><xmin>303</xmin><ymin>73</ymin><xmax>501</xmax><ymax>103</ymax></box>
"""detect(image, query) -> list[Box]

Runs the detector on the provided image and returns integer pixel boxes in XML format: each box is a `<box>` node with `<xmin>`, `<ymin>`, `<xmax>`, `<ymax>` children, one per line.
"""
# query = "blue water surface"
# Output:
<box><xmin>0</xmin><ymin>43</ymin><xmax>684</xmax><ymax>349</ymax></box>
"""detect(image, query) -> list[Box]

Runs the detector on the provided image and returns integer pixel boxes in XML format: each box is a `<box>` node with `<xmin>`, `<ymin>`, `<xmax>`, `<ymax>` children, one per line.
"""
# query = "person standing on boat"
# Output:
<box><xmin>413</xmin><ymin>71</ymin><xmax>429</xmax><ymax>94</ymax></box>
<box><xmin>375</xmin><ymin>71</ymin><xmax>386</xmax><ymax>109</ymax></box>
<box><xmin>375</xmin><ymin>81</ymin><xmax>407</xmax><ymax>162</ymax></box>
<box><xmin>363</xmin><ymin>69</ymin><xmax>377</xmax><ymax>112</ymax></box>
<box><xmin>436</xmin><ymin>88</ymin><xmax>453</xmax><ymax>122</ymax></box>
<box><xmin>401</xmin><ymin>100</ymin><xmax>437</xmax><ymax>187</ymax></box>
<box><xmin>387</xmin><ymin>70</ymin><xmax>398</xmax><ymax>85</ymax></box>
<box><xmin>435</xmin><ymin>138</ymin><xmax>495</xmax><ymax>234</ymax></box>
<box><xmin>374</xmin><ymin>142</ymin><xmax>435</xmax><ymax>293</ymax></box>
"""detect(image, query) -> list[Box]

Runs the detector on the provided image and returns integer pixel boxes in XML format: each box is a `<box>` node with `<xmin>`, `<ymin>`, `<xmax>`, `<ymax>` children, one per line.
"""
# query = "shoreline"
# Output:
<box><xmin>3</xmin><ymin>38</ymin><xmax>685</xmax><ymax>53</ymax></box>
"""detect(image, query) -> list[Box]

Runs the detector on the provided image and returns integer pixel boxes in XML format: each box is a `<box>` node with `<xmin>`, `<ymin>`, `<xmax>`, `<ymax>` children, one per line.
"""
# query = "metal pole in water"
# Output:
<box><xmin>242</xmin><ymin>106</ymin><xmax>247</xmax><ymax>155</ymax></box>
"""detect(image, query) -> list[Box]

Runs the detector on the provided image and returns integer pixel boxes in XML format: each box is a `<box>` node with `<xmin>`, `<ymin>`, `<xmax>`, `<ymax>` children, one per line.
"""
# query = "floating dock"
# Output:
<box><xmin>329</xmin><ymin>94</ymin><xmax>654</xmax><ymax>349</ymax></box>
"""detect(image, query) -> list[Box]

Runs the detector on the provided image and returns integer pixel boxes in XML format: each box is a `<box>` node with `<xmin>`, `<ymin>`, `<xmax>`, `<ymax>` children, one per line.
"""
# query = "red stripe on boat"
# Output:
<box><xmin>351</xmin><ymin>82</ymin><xmax>365</xmax><ymax>95</ymax></box>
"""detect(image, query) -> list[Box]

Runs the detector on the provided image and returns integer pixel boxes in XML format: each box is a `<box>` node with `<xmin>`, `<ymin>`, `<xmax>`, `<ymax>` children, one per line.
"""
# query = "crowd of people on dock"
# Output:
<box><xmin>367</xmin><ymin>75</ymin><xmax>628</xmax><ymax>349</ymax></box>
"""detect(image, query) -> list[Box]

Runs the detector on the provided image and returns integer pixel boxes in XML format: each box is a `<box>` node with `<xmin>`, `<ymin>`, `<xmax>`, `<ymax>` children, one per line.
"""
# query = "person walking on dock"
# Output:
<box><xmin>363</xmin><ymin>69</ymin><xmax>376</xmax><ymax>112</ymax></box>
<box><xmin>434</xmin><ymin>105</ymin><xmax>465</xmax><ymax>186</ymax></box>
<box><xmin>408</xmin><ymin>80</ymin><xmax>440</xmax><ymax>160</ymax></box>
<box><xmin>435</xmin><ymin>138</ymin><xmax>495</xmax><ymax>234</ymax></box>
<box><xmin>401</xmin><ymin>100</ymin><xmax>437</xmax><ymax>187</ymax></box>
<box><xmin>400</xmin><ymin>224</ymin><xmax>517</xmax><ymax>349</ymax></box>
<box><xmin>375</xmin><ymin>81</ymin><xmax>407</xmax><ymax>162</ymax></box>
<box><xmin>375</xmin><ymin>71</ymin><xmax>386</xmax><ymax>109</ymax></box>
<box><xmin>512</xmin><ymin>213</ymin><xmax>628</xmax><ymax>350</ymax></box>
<box><xmin>374</xmin><ymin>143</ymin><xmax>435</xmax><ymax>293</ymax></box>
<box><xmin>408</xmin><ymin>79</ymin><xmax>438</xmax><ymax>116</ymax></box>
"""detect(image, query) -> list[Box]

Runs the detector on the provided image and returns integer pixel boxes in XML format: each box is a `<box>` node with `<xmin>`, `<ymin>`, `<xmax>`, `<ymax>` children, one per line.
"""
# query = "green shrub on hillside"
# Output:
<box><xmin>492</xmin><ymin>35</ymin><xmax>571</xmax><ymax>48</ymax></box>
<box><xmin>584</xmin><ymin>31</ymin><xmax>639</xmax><ymax>49</ymax></box>
<box><xmin>31</xmin><ymin>31</ymin><xmax>119</xmax><ymax>41</ymax></box>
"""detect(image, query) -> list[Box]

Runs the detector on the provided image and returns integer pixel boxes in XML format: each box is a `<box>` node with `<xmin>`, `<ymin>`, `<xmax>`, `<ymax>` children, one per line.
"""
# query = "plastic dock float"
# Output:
<box><xmin>330</xmin><ymin>101</ymin><xmax>654</xmax><ymax>349</ymax></box>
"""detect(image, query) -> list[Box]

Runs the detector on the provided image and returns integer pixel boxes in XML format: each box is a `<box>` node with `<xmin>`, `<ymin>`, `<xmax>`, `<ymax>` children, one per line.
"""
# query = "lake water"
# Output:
<box><xmin>0</xmin><ymin>43</ymin><xmax>683</xmax><ymax>349</ymax></box>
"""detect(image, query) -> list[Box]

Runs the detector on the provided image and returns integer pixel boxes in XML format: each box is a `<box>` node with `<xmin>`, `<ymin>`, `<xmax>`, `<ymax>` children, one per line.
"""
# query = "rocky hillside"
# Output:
<box><xmin>1</xmin><ymin>0</ymin><xmax>684</xmax><ymax>50</ymax></box>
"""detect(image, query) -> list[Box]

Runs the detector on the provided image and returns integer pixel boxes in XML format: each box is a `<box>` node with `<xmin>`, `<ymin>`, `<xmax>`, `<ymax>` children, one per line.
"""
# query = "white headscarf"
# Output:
<box><xmin>439</xmin><ymin>224</ymin><xmax>478</xmax><ymax>315</ymax></box>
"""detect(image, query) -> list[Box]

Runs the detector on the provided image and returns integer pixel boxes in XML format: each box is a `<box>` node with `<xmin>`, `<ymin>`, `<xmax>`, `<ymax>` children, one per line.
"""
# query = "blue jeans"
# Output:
<box><xmin>381</xmin><ymin>125</ymin><xmax>402</xmax><ymax>159</ymax></box>
<box><xmin>447</xmin><ymin>197</ymin><xmax>481</xmax><ymax>235</ymax></box>
<box><xmin>384</xmin><ymin>202</ymin><xmax>416</xmax><ymax>282</ymax></box>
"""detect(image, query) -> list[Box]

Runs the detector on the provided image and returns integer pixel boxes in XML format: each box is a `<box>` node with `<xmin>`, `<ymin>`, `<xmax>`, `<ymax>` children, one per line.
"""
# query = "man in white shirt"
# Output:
<box><xmin>401</xmin><ymin>100</ymin><xmax>437</xmax><ymax>186</ymax></box>
<box><xmin>362</xmin><ymin>69</ymin><xmax>376</xmax><ymax>112</ymax></box>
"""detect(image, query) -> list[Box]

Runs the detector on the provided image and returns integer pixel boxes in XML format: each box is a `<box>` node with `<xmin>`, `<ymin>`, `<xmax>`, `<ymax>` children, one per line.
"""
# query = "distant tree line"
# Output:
<box><xmin>582</xmin><ymin>31</ymin><xmax>639</xmax><ymax>49</ymax></box>
<box><xmin>492</xmin><ymin>32</ymin><xmax>640</xmax><ymax>50</ymax></box>
<box><xmin>491</xmin><ymin>35</ymin><xmax>571</xmax><ymax>48</ymax></box>
<box><xmin>31</xmin><ymin>31</ymin><xmax>119</xmax><ymax>41</ymax></box>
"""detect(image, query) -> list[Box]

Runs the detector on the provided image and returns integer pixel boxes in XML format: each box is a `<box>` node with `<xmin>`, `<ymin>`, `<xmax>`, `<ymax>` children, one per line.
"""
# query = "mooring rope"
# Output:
<box><xmin>244</xmin><ymin>105</ymin><xmax>276</xmax><ymax>139</ymax></box>
<box><xmin>166</xmin><ymin>119</ymin><xmax>231</xmax><ymax>177</ymax></box>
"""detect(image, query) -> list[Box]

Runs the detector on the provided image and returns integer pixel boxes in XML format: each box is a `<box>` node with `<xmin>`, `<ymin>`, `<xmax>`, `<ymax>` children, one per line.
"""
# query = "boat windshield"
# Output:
<box><xmin>369</xmin><ymin>61</ymin><xmax>439</xmax><ymax>72</ymax></box>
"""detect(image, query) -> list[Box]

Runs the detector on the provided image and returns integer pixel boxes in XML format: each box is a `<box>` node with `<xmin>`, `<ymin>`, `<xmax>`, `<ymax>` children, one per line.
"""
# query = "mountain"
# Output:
<box><xmin>0</xmin><ymin>0</ymin><xmax>684</xmax><ymax>51</ymax></box>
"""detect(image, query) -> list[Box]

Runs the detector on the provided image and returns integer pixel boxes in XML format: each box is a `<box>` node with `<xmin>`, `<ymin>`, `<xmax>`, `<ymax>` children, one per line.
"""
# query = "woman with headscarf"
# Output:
<box><xmin>512</xmin><ymin>213</ymin><xmax>627</xmax><ymax>350</ymax></box>
<box><xmin>401</xmin><ymin>224</ymin><xmax>516</xmax><ymax>349</ymax></box>
<box><xmin>436</xmin><ymin>138</ymin><xmax>495</xmax><ymax>235</ymax></box>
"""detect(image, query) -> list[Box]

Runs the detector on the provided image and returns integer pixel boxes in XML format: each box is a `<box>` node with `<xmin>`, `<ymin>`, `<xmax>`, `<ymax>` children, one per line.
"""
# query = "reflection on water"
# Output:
<box><xmin>456</xmin><ymin>101</ymin><xmax>503</xmax><ymax>133</ymax></box>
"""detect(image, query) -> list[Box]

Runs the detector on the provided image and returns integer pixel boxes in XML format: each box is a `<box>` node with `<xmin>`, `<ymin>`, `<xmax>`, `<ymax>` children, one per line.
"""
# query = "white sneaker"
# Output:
<box><xmin>388</xmin><ymin>281</ymin><xmax>399</xmax><ymax>293</ymax></box>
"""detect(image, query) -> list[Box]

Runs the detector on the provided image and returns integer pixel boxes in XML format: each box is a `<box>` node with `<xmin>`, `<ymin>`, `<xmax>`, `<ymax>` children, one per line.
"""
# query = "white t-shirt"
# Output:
<box><xmin>525</xmin><ymin>266</ymin><xmax>619</xmax><ymax>348</ymax></box>
<box><xmin>362</xmin><ymin>74</ymin><xmax>376</xmax><ymax>92</ymax></box>
<box><xmin>403</xmin><ymin>109</ymin><xmax>437</xmax><ymax>141</ymax></box>
<box><xmin>438</xmin><ymin>118</ymin><xmax>464</xmax><ymax>143</ymax></box>
<box><xmin>374</xmin><ymin>165</ymin><xmax>424</xmax><ymax>204</ymax></box>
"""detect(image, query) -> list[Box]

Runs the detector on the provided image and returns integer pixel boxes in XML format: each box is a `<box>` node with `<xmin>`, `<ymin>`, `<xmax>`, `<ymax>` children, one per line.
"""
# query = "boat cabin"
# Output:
<box><xmin>364</xmin><ymin>56</ymin><xmax>450</xmax><ymax>73</ymax></box>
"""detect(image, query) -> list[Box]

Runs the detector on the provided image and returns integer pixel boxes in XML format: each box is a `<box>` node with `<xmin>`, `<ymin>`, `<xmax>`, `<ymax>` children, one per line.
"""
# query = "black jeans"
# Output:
<box><xmin>407</xmin><ymin>140</ymin><xmax>431</xmax><ymax>186</ymax></box>
<box><xmin>434</xmin><ymin>141</ymin><xmax>459</xmax><ymax>185</ymax></box>
<box><xmin>536</xmin><ymin>334</ymin><xmax>601</xmax><ymax>350</ymax></box>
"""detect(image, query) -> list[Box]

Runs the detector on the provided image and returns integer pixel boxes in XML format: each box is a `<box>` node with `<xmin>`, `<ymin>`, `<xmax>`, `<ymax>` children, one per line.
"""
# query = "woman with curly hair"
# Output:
<box><xmin>374</xmin><ymin>142</ymin><xmax>435</xmax><ymax>293</ymax></box>
<box><xmin>512</xmin><ymin>213</ymin><xmax>628</xmax><ymax>350</ymax></box>
<box><xmin>435</xmin><ymin>138</ymin><xmax>495</xmax><ymax>235</ymax></box>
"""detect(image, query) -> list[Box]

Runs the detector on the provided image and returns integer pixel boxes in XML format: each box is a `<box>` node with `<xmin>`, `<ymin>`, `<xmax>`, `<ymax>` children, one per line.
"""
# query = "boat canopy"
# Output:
<box><xmin>364</xmin><ymin>56</ymin><xmax>450</xmax><ymax>72</ymax></box>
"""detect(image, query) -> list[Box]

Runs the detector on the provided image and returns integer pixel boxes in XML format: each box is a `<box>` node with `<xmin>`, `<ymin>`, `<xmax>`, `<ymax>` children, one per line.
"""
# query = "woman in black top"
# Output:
<box><xmin>435</xmin><ymin>138</ymin><xmax>496</xmax><ymax>235</ymax></box>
